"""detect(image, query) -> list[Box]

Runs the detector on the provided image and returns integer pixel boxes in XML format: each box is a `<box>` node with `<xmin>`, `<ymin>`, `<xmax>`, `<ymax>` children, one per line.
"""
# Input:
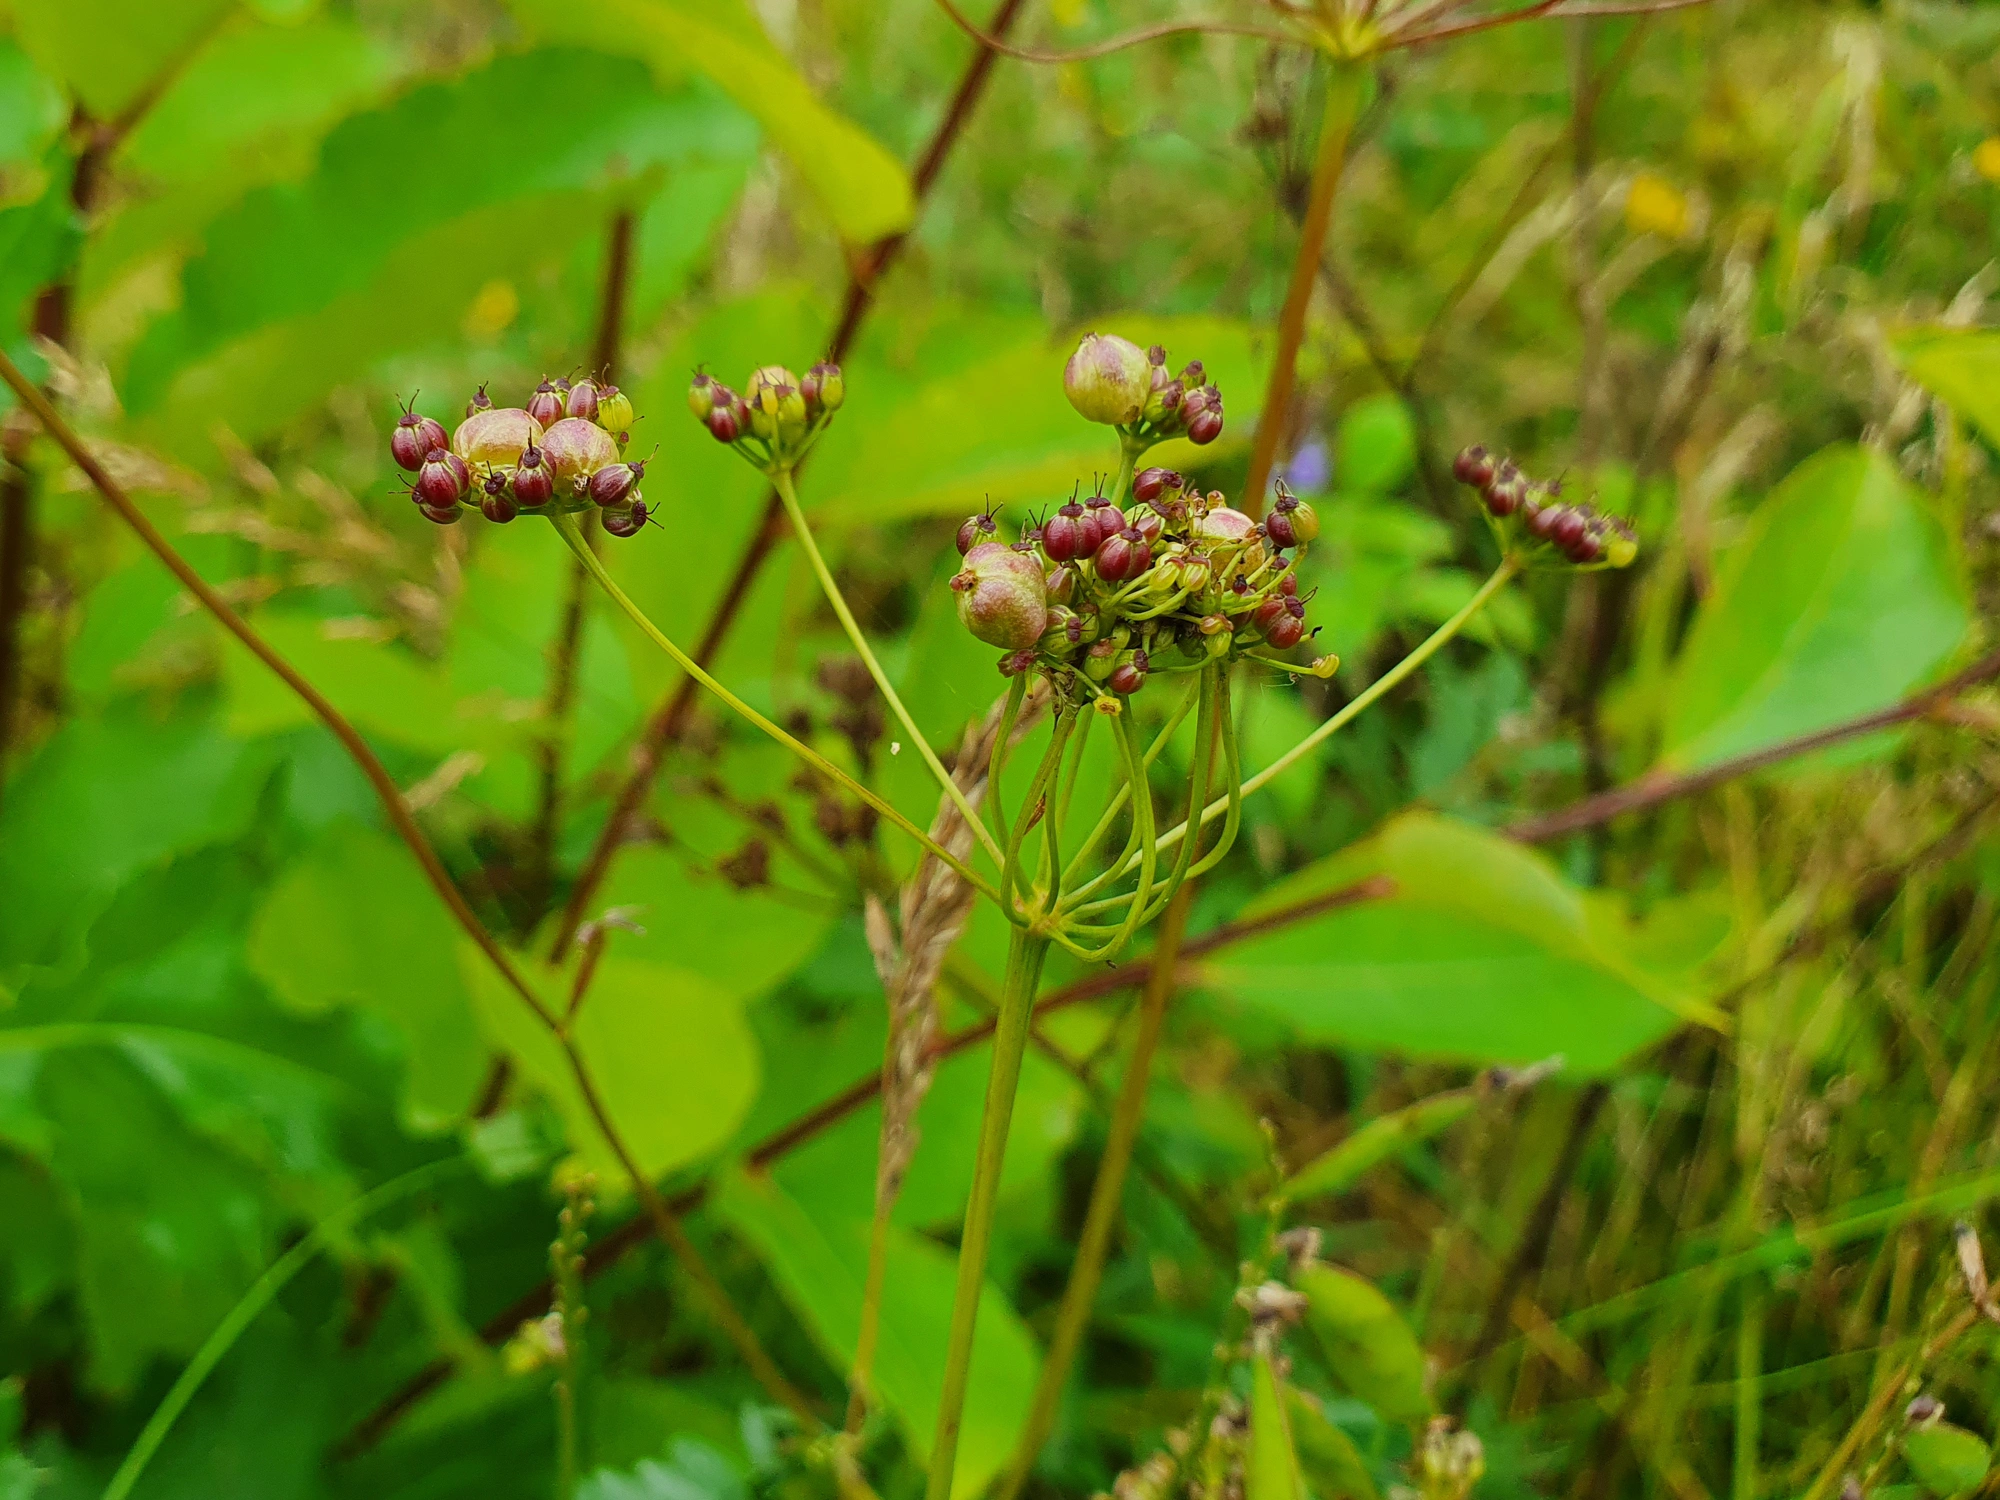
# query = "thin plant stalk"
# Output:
<box><xmin>924</xmin><ymin>924</ymin><xmax>1052</xmax><ymax>1500</ymax></box>
<box><xmin>547</xmin><ymin>508</ymin><xmax>997</xmax><ymax>903</ymax></box>
<box><xmin>1241</xmin><ymin>61</ymin><xmax>1369</xmax><ymax>515</ymax></box>
<box><xmin>1113</xmin><ymin>556</ymin><xmax>1519</xmax><ymax>876</ymax></box>
<box><xmin>773</xmin><ymin>466</ymin><xmax>1004</xmax><ymax>868</ymax></box>
<box><xmin>997</xmin><ymin>881</ymin><xmax>1197</xmax><ymax>1500</ymax></box>
<box><xmin>102</xmin><ymin>1160</ymin><xmax>465</xmax><ymax>1500</ymax></box>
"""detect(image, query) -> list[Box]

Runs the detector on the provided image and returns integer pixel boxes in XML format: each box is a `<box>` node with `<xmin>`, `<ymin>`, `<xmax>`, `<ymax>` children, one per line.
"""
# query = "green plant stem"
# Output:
<box><xmin>924</xmin><ymin>925</ymin><xmax>1051</xmax><ymax>1500</ymax></box>
<box><xmin>772</xmin><ymin>467</ymin><xmax>1004</xmax><ymax>868</ymax></box>
<box><xmin>102</xmin><ymin>1160</ymin><xmax>464</xmax><ymax>1500</ymax></box>
<box><xmin>1241</xmin><ymin>60</ymin><xmax>1367</xmax><ymax>515</ymax></box>
<box><xmin>1113</xmin><ymin>556</ymin><xmax>1519</xmax><ymax>877</ymax></box>
<box><xmin>547</xmin><ymin>508</ymin><xmax>995</xmax><ymax>903</ymax></box>
<box><xmin>998</xmin><ymin>882</ymin><xmax>1195</xmax><ymax>1500</ymax></box>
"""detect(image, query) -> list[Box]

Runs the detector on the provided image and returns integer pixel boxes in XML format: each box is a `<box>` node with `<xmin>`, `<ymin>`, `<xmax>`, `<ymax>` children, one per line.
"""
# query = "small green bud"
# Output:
<box><xmin>688</xmin><ymin>371</ymin><xmax>717</xmax><ymax>420</ymax></box>
<box><xmin>598</xmin><ymin>385</ymin><xmax>635</xmax><ymax>433</ymax></box>
<box><xmin>1063</xmin><ymin>332</ymin><xmax>1151</xmax><ymax>426</ymax></box>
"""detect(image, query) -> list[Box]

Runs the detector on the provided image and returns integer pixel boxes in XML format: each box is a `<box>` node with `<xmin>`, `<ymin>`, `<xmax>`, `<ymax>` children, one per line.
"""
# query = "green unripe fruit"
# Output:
<box><xmin>453</xmin><ymin>407</ymin><xmax>544</xmax><ymax>469</ymax></box>
<box><xmin>1063</xmin><ymin>333</ymin><xmax>1151</xmax><ymax>426</ymax></box>
<box><xmin>951</xmin><ymin>542</ymin><xmax>1048</xmax><ymax>650</ymax></box>
<box><xmin>598</xmin><ymin>385</ymin><xmax>635</xmax><ymax>433</ymax></box>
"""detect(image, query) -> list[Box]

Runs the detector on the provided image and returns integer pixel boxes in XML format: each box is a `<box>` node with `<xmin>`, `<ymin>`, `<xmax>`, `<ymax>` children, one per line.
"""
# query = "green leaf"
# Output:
<box><xmin>1663</xmin><ymin>444</ymin><xmax>1968</xmax><ymax>769</ymax></box>
<box><xmin>246</xmin><ymin>823</ymin><xmax>488</xmax><ymax>1130</ymax></box>
<box><xmin>717</xmin><ymin>1171</ymin><xmax>1039</xmax><ymax>1500</ymax></box>
<box><xmin>1250</xmin><ymin>1349</ymin><xmax>1306</xmax><ymax>1500</ymax></box>
<box><xmin>0</xmin><ymin>41</ymin><xmax>64</xmax><ymax>176</ymax></box>
<box><xmin>0</xmin><ymin>701</ymin><xmax>272</xmax><ymax>976</ymax></box>
<box><xmin>464</xmin><ymin>954</ymin><xmax>759</xmax><ymax>1187</ymax></box>
<box><xmin>577</xmin><ymin>1440</ymin><xmax>745</xmax><ymax>1500</ymax></box>
<box><xmin>1903</xmin><ymin>1423</ymin><xmax>1992</xmax><ymax>1496</ymax></box>
<box><xmin>502</xmin><ymin>0</ymin><xmax>912</xmax><ymax>244</ymax></box>
<box><xmin>1295</xmin><ymin>1263</ymin><xmax>1431</xmax><ymax>1428</ymax></box>
<box><xmin>1890</xmin><ymin>326</ymin><xmax>2000</xmax><ymax>447</ymax></box>
<box><xmin>1286</xmin><ymin>1388</ymin><xmax>1380</xmax><ymax>1500</ymax></box>
<box><xmin>1203</xmin><ymin>813</ymin><xmax>1709</xmax><ymax>1071</ymax></box>
<box><xmin>1278</xmin><ymin>1089</ymin><xmax>1478</xmax><ymax>1206</ymax></box>
<box><xmin>6</xmin><ymin>0</ymin><xmax>233</xmax><ymax>120</ymax></box>
<box><xmin>223</xmin><ymin>613</ymin><xmax>458</xmax><ymax>751</ymax></box>
<box><xmin>1332</xmin><ymin>395</ymin><xmax>1416</xmax><ymax>495</ymax></box>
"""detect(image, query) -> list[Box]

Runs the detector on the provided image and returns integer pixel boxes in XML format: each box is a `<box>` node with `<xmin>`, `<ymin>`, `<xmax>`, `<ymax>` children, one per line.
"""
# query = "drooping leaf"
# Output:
<box><xmin>464</xmin><ymin>953</ymin><xmax>760</xmax><ymax>1187</ymax></box>
<box><xmin>1278</xmin><ymin>1088</ymin><xmax>1479</xmax><ymax>1207</ymax></box>
<box><xmin>246</xmin><ymin>822</ymin><xmax>488</xmax><ymax>1130</ymax></box>
<box><xmin>1287</xmin><ymin>1388</ymin><xmax>1381</xmax><ymax>1500</ymax></box>
<box><xmin>1890</xmin><ymin>326</ymin><xmax>2000</xmax><ymax>447</ymax></box>
<box><xmin>1250</xmin><ymin>1348</ymin><xmax>1306</xmax><ymax>1500</ymax></box>
<box><xmin>1663</xmin><ymin>443</ymin><xmax>1967</xmax><ymax>769</ymax></box>
<box><xmin>717</xmin><ymin>1171</ymin><xmax>1040</xmax><ymax>1500</ymax></box>
<box><xmin>1295</xmin><ymin>1263</ymin><xmax>1431</xmax><ymax>1428</ymax></box>
<box><xmin>503</xmin><ymin>0</ymin><xmax>911</xmax><ymax>244</ymax></box>
<box><xmin>1203</xmin><ymin>813</ymin><xmax>1708</xmax><ymax>1071</ymax></box>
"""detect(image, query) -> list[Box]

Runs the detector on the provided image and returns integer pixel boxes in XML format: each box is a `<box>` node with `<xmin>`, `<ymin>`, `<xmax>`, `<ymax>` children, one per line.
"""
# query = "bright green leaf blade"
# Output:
<box><xmin>717</xmin><ymin>1171</ymin><xmax>1039</xmax><ymax>1500</ymax></box>
<box><xmin>1332</xmin><ymin>395</ymin><xmax>1415</xmax><ymax>495</ymax></box>
<box><xmin>6</xmin><ymin>0</ymin><xmax>233</xmax><ymax>121</ymax></box>
<box><xmin>246</xmin><ymin>823</ymin><xmax>488</xmax><ymax>1130</ymax></box>
<box><xmin>1903</xmin><ymin>1423</ymin><xmax>1991</xmax><ymax>1496</ymax></box>
<box><xmin>1890</xmin><ymin>326</ymin><xmax>2000</xmax><ymax>447</ymax></box>
<box><xmin>1279</xmin><ymin>1089</ymin><xmax>1477</xmax><ymax>1206</ymax></box>
<box><xmin>503</xmin><ymin>0</ymin><xmax>912</xmax><ymax>244</ymax></box>
<box><xmin>1663</xmin><ymin>443</ymin><xmax>1967</xmax><ymax>769</ymax></box>
<box><xmin>1286</xmin><ymin>1388</ymin><xmax>1380</xmax><ymax>1500</ymax></box>
<box><xmin>222</xmin><ymin>613</ymin><xmax>460</xmax><ymax>751</ymax></box>
<box><xmin>1204</xmin><ymin>813</ymin><xmax>1705</xmax><ymax>1072</ymax></box>
<box><xmin>465</xmin><ymin>954</ymin><xmax>760</xmax><ymax>1186</ymax></box>
<box><xmin>1295</xmin><ymin>1263</ymin><xmax>1431</xmax><ymax>1428</ymax></box>
<box><xmin>1250</xmin><ymin>1349</ymin><xmax>1305</xmax><ymax>1500</ymax></box>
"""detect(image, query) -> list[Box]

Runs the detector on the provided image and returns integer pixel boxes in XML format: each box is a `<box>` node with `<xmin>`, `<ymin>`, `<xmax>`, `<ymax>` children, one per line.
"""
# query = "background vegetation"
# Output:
<box><xmin>2</xmin><ymin>2</ymin><xmax>1999</xmax><ymax>1498</ymax></box>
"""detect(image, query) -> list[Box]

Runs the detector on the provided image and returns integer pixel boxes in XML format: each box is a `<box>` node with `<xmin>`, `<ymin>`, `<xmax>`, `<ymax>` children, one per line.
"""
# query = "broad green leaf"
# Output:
<box><xmin>592</xmin><ymin>845</ymin><xmax>831</xmax><ymax>1004</ymax></box>
<box><xmin>1250</xmin><ymin>1349</ymin><xmax>1306</xmax><ymax>1500</ymax></box>
<box><xmin>807</xmin><ymin>314</ymin><xmax>1268</xmax><ymax>524</ymax></box>
<box><xmin>223</xmin><ymin>613</ymin><xmax>458</xmax><ymax>750</ymax></box>
<box><xmin>1287</xmin><ymin>1388</ymin><xmax>1380</xmax><ymax>1500</ymax></box>
<box><xmin>577</xmin><ymin>1441</ymin><xmax>745</xmax><ymax>1500</ymax></box>
<box><xmin>6</xmin><ymin>0</ymin><xmax>233</xmax><ymax>120</ymax></box>
<box><xmin>1295</xmin><ymin>1263</ymin><xmax>1431</xmax><ymax>1428</ymax></box>
<box><xmin>1203</xmin><ymin>813</ymin><xmax>1707</xmax><ymax>1071</ymax></box>
<box><xmin>717</xmin><ymin>1171</ymin><xmax>1040</xmax><ymax>1500</ymax></box>
<box><xmin>1890</xmin><ymin>326</ymin><xmax>2000</xmax><ymax>447</ymax></box>
<box><xmin>0</xmin><ymin>40</ymin><xmax>62</xmax><ymax>177</ymax></box>
<box><xmin>247</xmin><ymin>823</ymin><xmax>488</xmax><ymax>1130</ymax></box>
<box><xmin>1903</xmin><ymin>1423</ymin><xmax>1991</xmax><ymax>1496</ymax></box>
<box><xmin>465</xmin><ymin>954</ymin><xmax>759</xmax><ymax>1186</ymax></box>
<box><xmin>503</xmin><ymin>0</ymin><xmax>911</xmax><ymax>244</ymax></box>
<box><xmin>1332</xmin><ymin>395</ymin><xmax>1415</xmax><ymax>495</ymax></box>
<box><xmin>1663</xmin><ymin>444</ymin><xmax>1967</xmax><ymax>769</ymax></box>
<box><xmin>0</xmin><ymin>702</ymin><xmax>272</xmax><ymax>976</ymax></box>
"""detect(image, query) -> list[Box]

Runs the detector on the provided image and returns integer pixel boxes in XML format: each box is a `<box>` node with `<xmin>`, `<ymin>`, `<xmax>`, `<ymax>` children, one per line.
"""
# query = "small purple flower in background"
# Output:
<box><xmin>1277</xmin><ymin>438</ymin><xmax>1330</xmax><ymax>496</ymax></box>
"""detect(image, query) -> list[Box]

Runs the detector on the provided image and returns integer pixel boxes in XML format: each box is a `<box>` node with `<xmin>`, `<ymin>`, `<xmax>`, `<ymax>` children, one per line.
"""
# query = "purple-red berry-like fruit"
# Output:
<box><xmin>566</xmin><ymin>379</ymin><xmax>602</xmax><ymax>424</ymax></box>
<box><xmin>415</xmin><ymin>448</ymin><xmax>467</xmax><ymax>507</ymax></box>
<box><xmin>602</xmin><ymin>501</ymin><xmax>647</xmax><ymax>539</ymax></box>
<box><xmin>1109</xmin><ymin>652</ymin><xmax>1149</xmax><ymax>695</ymax></box>
<box><xmin>392</xmin><ymin>406</ymin><xmax>449</xmax><ymax>472</ymax></box>
<box><xmin>418</xmin><ymin>500</ymin><xmax>460</xmax><ymax>526</ymax></box>
<box><xmin>1043</xmin><ymin>500</ymin><xmax>1090</xmax><ymax>563</ymax></box>
<box><xmin>465</xmin><ymin>384</ymin><xmax>493</xmax><ymax>418</ymax></box>
<box><xmin>527</xmin><ymin>379</ymin><xmax>565</xmax><ymax>428</ymax></box>
<box><xmin>955</xmin><ymin>509</ymin><xmax>999</xmax><ymax>556</ymax></box>
<box><xmin>1093</xmin><ymin>527</ymin><xmax>1152</xmax><ymax>583</ymax></box>
<box><xmin>1265</xmin><ymin>611</ymin><xmax>1305</xmax><ymax>650</ymax></box>
<box><xmin>1133</xmin><ymin>467</ymin><xmax>1182</xmax><ymax>505</ymax></box>
<box><xmin>1084</xmin><ymin>494</ymin><xmax>1127</xmax><ymax>536</ymax></box>
<box><xmin>1528</xmin><ymin>501</ymin><xmax>1564</xmax><ymax>541</ymax></box>
<box><xmin>1182</xmin><ymin>385</ymin><xmax>1224</xmax><ymax>445</ymax></box>
<box><xmin>1264</xmin><ymin>509</ymin><xmax>1298</xmax><ymax>549</ymax></box>
<box><xmin>589</xmin><ymin>459</ymin><xmax>645</xmax><ymax>507</ymax></box>
<box><xmin>706</xmin><ymin>404</ymin><xmax>741</xmax><ymax>442</ymax></box>
<box><xmin>1453</xmin><ymin>444</ymin><xmax>1495</xmax><ymax>488</ymax></box>
<box><xmin>1483</xmin><ymin>461</ymin><xmax>1528</xmax><ymax>518</ymax></box>
<box><xmin>1253</xmin><ymin>594</ymin><xmax>1288</xmax><ymax>632</ymax></box>
<box><xmin>481</xmin><ymin>490</ymin><xmax>519</xmax><ymax>523</ymax></box>
<box><xmin>952</xmin><ymin>541</ymin><xmax>1048</xmax><ymax>649</ymax></box>
<box><xmin>513</xmin><ymin>443</ymin><xmax>553</xmax><ymax>507</ymax></box>
<box><xmin>998</xmin><ymin>648</ymin><xmax>1038</xmax><ymax>678</ymax></box>
<box><xmin>1549</xmin><ymin>506</ymin><xmax>1588</xmax><ymax>550</ymax></box>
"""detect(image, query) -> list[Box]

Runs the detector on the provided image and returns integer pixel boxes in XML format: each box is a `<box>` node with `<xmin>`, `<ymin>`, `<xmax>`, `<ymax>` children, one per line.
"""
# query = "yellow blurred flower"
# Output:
<box><xmin>1625</xmin><ymin>172</ymin><xmax>1691</xmax><ymax>239</ymax></box>
<box><xmin>1975</xmin><ymin>137</ymin><xmax>2000</xmax><ymax>184</ymax></box>
<box><xmin>462</xmin><ymin>278</ymin><xmax>519</xmax><ymax>339</ymax></box>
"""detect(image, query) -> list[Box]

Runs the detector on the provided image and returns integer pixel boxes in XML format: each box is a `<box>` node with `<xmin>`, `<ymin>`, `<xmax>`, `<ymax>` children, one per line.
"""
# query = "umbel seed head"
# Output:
<box><xmin>1064</xmin><ymin>333</ymin><xmax>1151</xmax><ymax>426</ymax></box>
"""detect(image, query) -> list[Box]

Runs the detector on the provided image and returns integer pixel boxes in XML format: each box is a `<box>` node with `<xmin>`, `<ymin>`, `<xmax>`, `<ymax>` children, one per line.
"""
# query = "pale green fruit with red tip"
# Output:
<box><xmin>951</xmin><ymin>542</ymin><xmax>1048</xmax><ymax>650</ymax></box>
<box><xmin>1063</xmin><ymin>333</ymin><xmax>1150</xmax><ymax>426</ymax></box>
<box><xmin>540</xmin><ymin>417</ymin><xmax>620</xmax><ymax>491</ymax></box>
<box><xmin>453</xmin><ymin>407</ymin><xmax>543</xmax><ymax>469</ymax></box>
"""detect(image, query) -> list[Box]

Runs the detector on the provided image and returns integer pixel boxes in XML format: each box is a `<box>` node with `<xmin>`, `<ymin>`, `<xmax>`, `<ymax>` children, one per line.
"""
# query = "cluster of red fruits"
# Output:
<box><xmin>389</xmin><ymin>375</ymin><xmax>650</xmax><ymax>537</ymax></box>
<box><xmin>951</xmin><ymin>471</ymin><xmax>1329</xmax><ymax>699</ymax></box>
<box><xmin>1452</xmin><ymin>445</ymin><xmax>1637</xmax><ymax>568</ymax></box>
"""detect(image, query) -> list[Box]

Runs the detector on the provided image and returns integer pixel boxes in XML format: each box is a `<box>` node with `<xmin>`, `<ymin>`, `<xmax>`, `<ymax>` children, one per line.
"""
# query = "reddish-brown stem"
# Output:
<box><xmin>1504</xmin><ymin>648</ymin><xmax>2000</xmax><ymax>844</ymax></box>
<box><xmin>547</xmin><ymin>0</ymin><xmax>1033</xmax><ymax>958</ymax></box>
<box><xmin>926</xmin><ymin>0</ymin><xmax>1290</xmax><ymax>64</ymax></box>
